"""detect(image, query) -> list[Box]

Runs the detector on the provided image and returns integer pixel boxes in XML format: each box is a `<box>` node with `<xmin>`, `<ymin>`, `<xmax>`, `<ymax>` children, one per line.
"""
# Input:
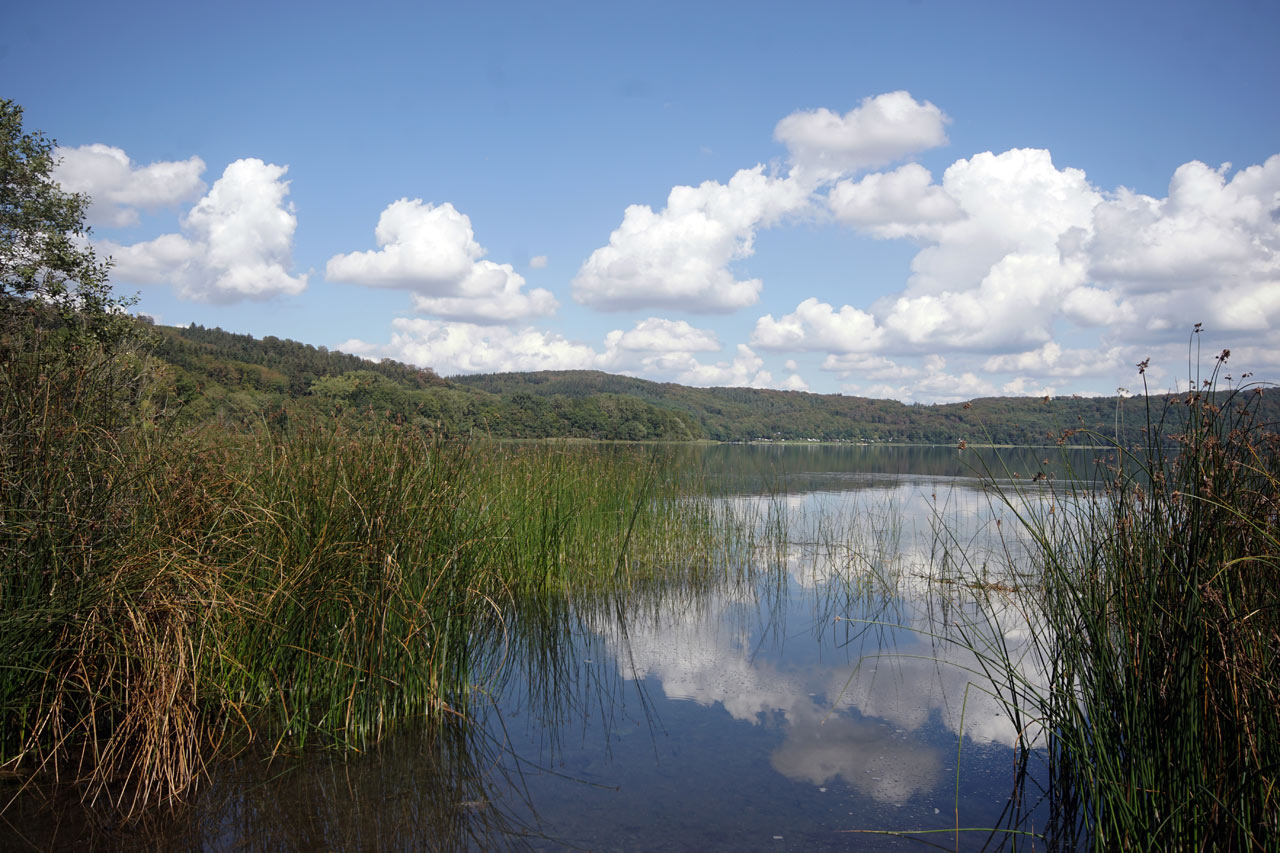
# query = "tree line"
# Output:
<box><xmin>140</xmin><ymin>328</ymin><xmax>1279</xmax><ymax>446</ymax></box>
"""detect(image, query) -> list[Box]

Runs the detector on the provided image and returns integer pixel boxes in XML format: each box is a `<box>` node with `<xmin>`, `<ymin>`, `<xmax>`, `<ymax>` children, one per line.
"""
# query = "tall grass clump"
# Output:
<box><xmin>987</xmin><ymin>342</ymin><xmax>1279</xmax><ymax>849</ymax></box>
<box><xmin>194</xmin><ymin>427</ymin><xmax>726</xmax><ymax>751</ymax></box>
<box><xmin>2</xmin><ymin>314</ymin><xmax>731</xmax><ymax>819</ymax></box>
<box><xmin>0</xmin><ymin>300</ymin><xmax>194</xmax><ymax>816</ymax></box>
<box><xmin>0</xmin><ymin>100</ymin><xmax>743</xmax><ymax>819</ymax></box>
<box><xmin>189</xmin><ymin>424</ymin><xmax>503</xmax><ymax>753</ymax></box>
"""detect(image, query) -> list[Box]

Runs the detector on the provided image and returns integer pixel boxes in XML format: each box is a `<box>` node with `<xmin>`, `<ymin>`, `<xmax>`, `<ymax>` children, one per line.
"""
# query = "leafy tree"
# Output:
<box><xmin>0</xmin><ymin>98</ymin><xmax>129</xmax><ymax>347</ymax></box>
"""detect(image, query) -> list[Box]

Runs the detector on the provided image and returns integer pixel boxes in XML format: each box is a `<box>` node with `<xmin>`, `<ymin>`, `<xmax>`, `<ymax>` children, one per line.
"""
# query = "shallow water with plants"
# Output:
<box><xmin>4</xmin><ymin>445</ymin><xmax>1089</xmax><ymax>850</ymax></box>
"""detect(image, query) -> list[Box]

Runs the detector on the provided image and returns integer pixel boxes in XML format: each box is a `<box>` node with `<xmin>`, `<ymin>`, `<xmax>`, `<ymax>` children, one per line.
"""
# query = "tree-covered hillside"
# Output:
<box><xmin>142</xmin><ymin>324</ymin><xmax>1278</xmax><ymax>446</ymax></box>
<box><xmin>147</xmin><ymin>324</ymin><xmax>701</xmax><ymax>440</ymax></box>
<box><xmin>453</xmin><ymin>369</ymin><xmax>1280</xmax><ymax>446</ymax></box>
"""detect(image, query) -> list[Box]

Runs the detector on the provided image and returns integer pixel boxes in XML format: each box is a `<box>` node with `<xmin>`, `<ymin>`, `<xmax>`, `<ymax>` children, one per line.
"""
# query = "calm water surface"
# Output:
<box><xmin>471</xmin><ymin>445</ymin><xmax>1075</xmax><ymax>850</ymax></box>
<box><xmin>12</xmin><ymin>445</ymin><xmax>1098</xmax><ymax>850</ymax></box>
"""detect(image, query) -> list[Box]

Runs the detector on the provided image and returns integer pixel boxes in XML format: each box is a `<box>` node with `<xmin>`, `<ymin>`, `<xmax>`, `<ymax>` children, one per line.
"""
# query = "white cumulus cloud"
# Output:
<box><xmin>674</xmin><ymin>344</ymin><xmax>775</xmax><ymax>388</ymax></box>
<box><xmin>104</xmin><ymin>158</ymin><xmax>306</xmax><ymax>302</ymax></box>
<box><xmin>572</xmin><ymin>91</ymin><xmax>948</xmax><ymax>316</ymax></box>
<box><xmin>570</xmin><ymin>94</ymin><xmax>1280</xmax><ymax>401</ymax></box>
<box><xmin>576</xmin><ymin>91</ymin><xmax>957</xmax><ymax>315</ymax></box>
<box><xmin>54</xmin><ymin>144</ymin><xmax>206</xmax><ymax>228</ymax></box>
<box><xmin>774</xmin><ymin>91</ymin><xmax>950</xmax><ymax>181</ymax></box>
<box><xmin>752</xmin><ymin>297</ymin><xmax>884</xmax><ymax>353</ymax></box>
<box><xmin>339</xmin><ymin>318</ymin><xmax>598</xmax><ymax>375</ymax></box>
<box><xmin>1085</xmin><ymin>158</ymin><xmax>1280</xmax><ymax>290</ymax></box>
<box><xmin>602</xmin><ymin>317</ymin><xmax>721</xmax><ymax>354</ymax></box>
<box><xmin>853</xmin><ymin>355</ymin><xmax>996</xmax><ymax>404</ymax></box>
<box><xmin>327</xmin><ymin>198</ymin><xmax>556</xmax><ymax>322</ymax></box>
<box><xmin>327</xmin><ymin>199</ymin><xmax>481</xmax><ymax>288</ymax></box>
<box><xmin>599</xmin><ymin>319</ymin><xmax>807</xmax><ymax>391</ymax></box>
<box><xmin>1060</xmin><ymin>285</ymin><xmax>1138</xmax><ymax>327</ymax></box>
<box><xmin>409</xmin><ymin>261</ymin><xmax>558</xmax><ymax>323</ymax></box>
<box><xmin>894</xmin><ymin>148</ymin><xmax>1100</xmax><ymax>298</ymax></box>
<box><xmin>829</xmin><ymin>147</ymin><xmax>1280</xmax><ymax>368</ymax></box>
<box><xmin>573</xmin><ymin>165</ymin><xmax>809</xmax><ymax>312</ymax></box>
<box><xmin>801</xmin><ymin>148</ymin><xmax>1103</xmax><ymax>358</ymax></box>
<box><xmin>827</xmin><ymin>163</ymin><xmax>962</xmax><ymax>236</ymax></box>
<box><xmin>1068</xmin><ymin>155</ymin><xmax>1280</xmax><ymax>335</ymax></box>
<box><xmin>821</xmin><ymin>353</ymin><xmax>920</xmax><ymax>381</ymax></box>
<box><xmin>983</xmin><ymin>342</ymin><xmax>1129</xmax><ymax>378</ymax></box>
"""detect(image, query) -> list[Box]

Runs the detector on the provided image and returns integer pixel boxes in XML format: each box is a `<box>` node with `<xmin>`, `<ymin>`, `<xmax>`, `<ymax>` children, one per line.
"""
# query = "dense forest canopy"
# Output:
<box><xmin>141</xmin><ymin>322</ymin><xmax>1279</xmax><ymax>446</ymax></box>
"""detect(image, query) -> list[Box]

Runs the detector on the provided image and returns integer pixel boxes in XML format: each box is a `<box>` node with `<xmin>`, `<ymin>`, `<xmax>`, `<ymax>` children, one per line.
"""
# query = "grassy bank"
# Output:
<box><xmin>0</xmin><ymin>316</ymin><xmax>733</xmax><ymax>818</ymax></box>
<box><xmin>974</xmin><ymin>349</ymin><xmax>1280</xmax><ymax>849</ymax></box>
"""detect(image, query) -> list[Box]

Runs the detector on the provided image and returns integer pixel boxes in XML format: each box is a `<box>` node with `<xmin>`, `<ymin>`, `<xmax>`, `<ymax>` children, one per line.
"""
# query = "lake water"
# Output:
<box><xmin>9</xmin><ymin>444</ymin><xmax>1099</xmax><ymax>850</ymax></box>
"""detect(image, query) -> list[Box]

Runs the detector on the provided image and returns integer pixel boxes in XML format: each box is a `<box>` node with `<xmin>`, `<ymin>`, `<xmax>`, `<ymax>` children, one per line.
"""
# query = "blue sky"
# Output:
<box><xmin>6</xmin><ymin>0</ymin><xmax>1278</xmax><ymax>400</ymax></box>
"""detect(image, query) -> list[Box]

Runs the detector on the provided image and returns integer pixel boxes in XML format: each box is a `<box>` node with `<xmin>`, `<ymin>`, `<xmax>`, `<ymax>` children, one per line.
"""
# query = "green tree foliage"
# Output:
<box><xmin>455</xmin><ymin>370</ymin><xmax>1280</xmax><ymax>446</ymax></box>
<box><xmin>137</xmin><ymin>322</ymin><xmax>1280</xmax><ymax>445</ymax></box>
<box><xmin>0</xmin><ymin>98</ymin><xmax>129</xmax><ymax>347</ymax></box>
<box><xmin>143</xmin><ymin>324</ymin><xmax>707</xmax><ymax>439</ymax></box>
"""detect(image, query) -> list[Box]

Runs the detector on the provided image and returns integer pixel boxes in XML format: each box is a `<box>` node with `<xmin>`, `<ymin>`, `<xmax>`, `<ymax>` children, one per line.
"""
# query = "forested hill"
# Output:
<box><xmin>147</xmin><ymin>323</ymin><xmax>702</xmax><ymax>440</ymax></box>
<box><xmin>452</xmin><ymin>369</ymin><xmax>1280</xmax><ymax>446</ymax></box>
<box><xmin>147</xmin><ymin>323</ymin><xmax>1279</xmax><ymax>446</ymax></box>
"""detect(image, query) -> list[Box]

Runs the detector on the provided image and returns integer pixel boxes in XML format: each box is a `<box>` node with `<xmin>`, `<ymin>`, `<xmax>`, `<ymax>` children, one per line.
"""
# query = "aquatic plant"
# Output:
<box><xmin>973</xmin><ymin>341</ymin><xmax>1280</xmax><ymax>849</ymax></box>
<box><xmin>0</xmin><ymin>345</ymin><xmax>733</xmax><ymax>820</ymax></box>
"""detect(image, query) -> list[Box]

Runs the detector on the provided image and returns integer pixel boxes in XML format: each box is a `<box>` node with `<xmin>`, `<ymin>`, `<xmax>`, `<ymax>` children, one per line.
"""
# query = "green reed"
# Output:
<box><xmin>0</xmin><ymin>318</ymin><xmax>735</xmax><ymax>818</ymax></box>
<box><xmin>797</xmin><ymin>347</ymin><xmax>1278</xmax><ymax>849</ymax></box>
<box><xmin>967</xmin><ymin>348</ymin><xmax>1280</xmax><ymax>849</ymax></box>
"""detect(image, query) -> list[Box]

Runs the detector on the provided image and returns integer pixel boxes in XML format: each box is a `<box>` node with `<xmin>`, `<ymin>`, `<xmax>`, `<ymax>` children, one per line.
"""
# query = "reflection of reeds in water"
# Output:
<box><xmin>2</xmin><ymin>717</ymin><xmax>536</xmax><ymax>851</ymax></box>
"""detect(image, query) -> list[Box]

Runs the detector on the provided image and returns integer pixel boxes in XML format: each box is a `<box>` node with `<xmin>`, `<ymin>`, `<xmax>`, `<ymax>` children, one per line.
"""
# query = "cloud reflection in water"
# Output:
<box><xmin>602</xmin><ymin>481</ymin><xmax>1050</xmax><ymax>806</ymax></box>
